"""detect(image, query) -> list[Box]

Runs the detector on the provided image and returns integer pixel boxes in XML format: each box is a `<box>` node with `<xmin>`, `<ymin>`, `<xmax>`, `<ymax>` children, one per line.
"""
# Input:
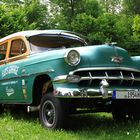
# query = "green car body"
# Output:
<box><xmin>0</xmin><ymin>30</ymin><xmax>140</xmax><ymax>129</ymax></box>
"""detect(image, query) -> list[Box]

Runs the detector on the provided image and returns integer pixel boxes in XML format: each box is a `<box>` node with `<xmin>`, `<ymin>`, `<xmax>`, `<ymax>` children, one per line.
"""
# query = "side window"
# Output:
<box><xmin>10</xmin><ymin>39</ymin><xmax>27</xmax><ymax>58</ymax></box>
<box><xmin>0</xmin><ymin>43</ymin><xmax>8</xmax><ymax>61</ymax></box>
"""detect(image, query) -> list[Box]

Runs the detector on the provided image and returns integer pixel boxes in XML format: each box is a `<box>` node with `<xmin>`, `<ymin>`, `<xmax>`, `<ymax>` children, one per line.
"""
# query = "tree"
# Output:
<box><xmin>0</xmin><ymin>0</ymin><xmax>49</xmax><ymax>38</ymax></box>
<box><xmin>0</xmin><ymin>4</ymin><xmax>34</xmax><ymax>38</ymax></box>
<box><xmin>132</xmin><ymin>15</ymin><xmax>140</xmax><ymax>40</ymax></box>
<box><xmin>81</xmin><ymin>0</ymin><xmax>102</xmax><ymax>18</ymax></box>
<box><xmin>49</xmin><ymin>0</ymin><xmax>83</xmax><ymax>23</ymax></box>
<box><xmin>88</xmin><ymin>13</ymin><xmax>119</xmax><ymax>44</ymax></box>
<box><xmin>24</xmin><ymin>0</ymin><xmax>49</xmax><ymax>29</ymax></box>
<box><xmin>123</xmin><ymin>0</ymin><xmax>140</xmax><ymax>15</ymax></box>
<box><xmin>98</xmin><ymin>0</ymin><xmax>122</xmax><ymax>14</ymax></box>
<box><xmin>49</xmin><ymin>0</ymin><xmax>102</xmax><ymax>30</ymax></box>
<box><xmin>0</xmin><ymin>0</ymin><xmax>23</xmax><ymax>4</ymax></box>
<box><xmin>71</xmin><ymin>13</ymin><xmax>95</xmax><ymax>35</ymax></box>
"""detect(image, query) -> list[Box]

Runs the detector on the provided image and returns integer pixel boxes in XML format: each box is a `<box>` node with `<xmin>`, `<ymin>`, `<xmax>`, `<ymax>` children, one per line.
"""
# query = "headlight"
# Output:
<box><xmin>64</xmin><ymin>50</ymin><xmax>80</xmax><ymax>66</ymax></box>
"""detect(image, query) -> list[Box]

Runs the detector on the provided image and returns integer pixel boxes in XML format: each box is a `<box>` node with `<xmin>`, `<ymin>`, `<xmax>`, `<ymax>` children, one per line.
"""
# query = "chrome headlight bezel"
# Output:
<box><xmin>64</xmin><ymin>50</ymin><xmax>81</xmax><ymax>66</ymax></box>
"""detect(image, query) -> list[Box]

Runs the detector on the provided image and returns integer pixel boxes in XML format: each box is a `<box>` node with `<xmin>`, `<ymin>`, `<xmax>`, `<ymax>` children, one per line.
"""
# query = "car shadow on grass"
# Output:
<box><xmin>63</xmin><ymin>113</ymin><xmax>140</xmax><ymax>140</ymax></box>
<box><xmin>64</xmin><ymin>113</ymin><xmax>140</xmax><ymax>133</ymax></box>
<box><xmin>64</xmin><ymin>113</ymin><xmax>114</xmax><ymax>130</ymax></box>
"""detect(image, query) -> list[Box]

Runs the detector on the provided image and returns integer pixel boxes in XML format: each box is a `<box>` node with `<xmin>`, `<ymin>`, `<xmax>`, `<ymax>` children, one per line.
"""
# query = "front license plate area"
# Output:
<box><xmin>112</xmin><ymin>90</ymin><xmax>140</xmax><ymax>99</ymax></box>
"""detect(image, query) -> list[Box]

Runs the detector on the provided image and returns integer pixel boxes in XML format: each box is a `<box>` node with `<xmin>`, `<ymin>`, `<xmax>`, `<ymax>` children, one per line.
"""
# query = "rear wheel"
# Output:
<box><xmin>39</xmin><ymin>94</ymin><xmax>64</xmax><ymax>129</ymax></box>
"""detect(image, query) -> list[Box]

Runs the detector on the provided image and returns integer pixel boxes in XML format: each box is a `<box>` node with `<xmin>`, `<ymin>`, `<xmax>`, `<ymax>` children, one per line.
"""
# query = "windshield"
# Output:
<box><xmin>29</xmin><ymin>34</ymin><xmax>86</xmax><ymax>53</ymax></box>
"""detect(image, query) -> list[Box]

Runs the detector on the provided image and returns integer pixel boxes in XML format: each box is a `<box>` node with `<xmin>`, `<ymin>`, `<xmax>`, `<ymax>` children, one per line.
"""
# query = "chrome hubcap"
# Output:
<box><xmin>43</xmin><ymin>100</ymin><xmax>56</xmax><ymax>127</ymax></box>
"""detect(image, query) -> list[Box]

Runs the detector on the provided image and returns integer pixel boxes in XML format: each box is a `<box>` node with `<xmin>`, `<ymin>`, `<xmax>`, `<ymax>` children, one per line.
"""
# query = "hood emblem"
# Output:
<box><xmin>108</xmin><ymin>42</ymin><xmax>123</xmax><ymax>64</ymax></box>
<box><xmin>111</xmin><ymin>56</ymin><xmax>123</xmax><ymax>64</ymax></box>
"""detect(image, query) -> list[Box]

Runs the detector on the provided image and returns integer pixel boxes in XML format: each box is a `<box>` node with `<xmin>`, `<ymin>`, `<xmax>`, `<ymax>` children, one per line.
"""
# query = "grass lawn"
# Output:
<box><xmin>0</xmin><ymin>110</ymin><xmax>140</xmax><ymax>140</ymax></box>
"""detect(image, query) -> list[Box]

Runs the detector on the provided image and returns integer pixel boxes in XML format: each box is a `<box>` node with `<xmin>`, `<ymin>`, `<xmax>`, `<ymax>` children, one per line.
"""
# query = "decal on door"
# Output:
<box><xmin>2</xmin><ymin>65</ymin><xmax>19</xmax><ymax>78</ymax></box>
<box><xmin>1</xmin><ymin>81</ymin><xmax>18</xmax><ymax>86</ymax></box>
<box><xmin>6</xmin><ymin>86</ymin><xmax>15</xmax><ymax>96</ymax></box>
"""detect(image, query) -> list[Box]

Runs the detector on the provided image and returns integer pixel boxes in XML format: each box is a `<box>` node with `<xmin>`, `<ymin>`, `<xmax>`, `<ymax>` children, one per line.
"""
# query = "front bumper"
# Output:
<box><xmin>54</xmin><ymin>87</ymin><xmax>140</xmax><ymax>100</ymax></box>
<box><xmin>54</xmin><ymin>87</ymin><xmax>112</xmax><ymax>99</ymax></box>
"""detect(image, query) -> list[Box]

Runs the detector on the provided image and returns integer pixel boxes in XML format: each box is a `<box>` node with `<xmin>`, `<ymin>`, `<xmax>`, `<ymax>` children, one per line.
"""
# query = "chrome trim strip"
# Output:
<box><xmin>69</xmin><ymin>67</ymin><xmax>140</xmax><ymax>75</ymax></box>
<box><xmin>0</xmin><ymin>69</ymin><xmax>55</xmax><ymax>82</ymax></box>
<box><xmin>53</xmin><ymin>75</ymin><xmax>67</xmax><ymax>83</ymax></box>
<box><xmin>80</xmin><ymin>76</ymin><xmax>140</xmax><ymax>81</ymax></box>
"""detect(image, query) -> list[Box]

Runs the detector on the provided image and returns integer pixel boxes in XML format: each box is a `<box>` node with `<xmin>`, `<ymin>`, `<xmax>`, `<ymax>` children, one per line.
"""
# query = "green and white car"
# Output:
<box><xmin>0</xmin><ymin>30</ymin><xmax>140</xmax><ymax>129</ymax></box>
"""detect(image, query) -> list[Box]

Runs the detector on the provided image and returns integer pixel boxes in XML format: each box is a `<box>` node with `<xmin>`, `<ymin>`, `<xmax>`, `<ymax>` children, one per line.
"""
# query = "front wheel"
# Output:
<box><xmin>39</xmin><ymin>94</ymin><xmax>64</xmax><ymax>129</ymax></box>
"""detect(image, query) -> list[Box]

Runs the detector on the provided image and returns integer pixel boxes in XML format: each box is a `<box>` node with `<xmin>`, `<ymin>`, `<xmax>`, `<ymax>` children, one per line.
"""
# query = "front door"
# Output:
<box><xmin>1</xmin><ymin>62</ymin><xmax>23</xmax><ymax>101</ymax></box>
<box><xmin>0</xmin><ymin>39</ymin><xmax>27</xmax><ymax>103</ymax></box>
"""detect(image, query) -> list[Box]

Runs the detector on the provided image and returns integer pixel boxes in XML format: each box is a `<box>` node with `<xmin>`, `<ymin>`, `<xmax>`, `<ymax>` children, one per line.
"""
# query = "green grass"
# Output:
<box><xmin>0</xmin><ymin>110</ymin><xmax>140</xmax><ymax>140</ymax></box>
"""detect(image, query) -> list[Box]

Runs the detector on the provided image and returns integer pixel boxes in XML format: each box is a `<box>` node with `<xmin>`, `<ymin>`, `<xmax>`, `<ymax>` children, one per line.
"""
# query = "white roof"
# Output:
<box><xmin>0</xmin><ymin>30</ymin><xmax>84</xmax><ymax>43</ymax></box>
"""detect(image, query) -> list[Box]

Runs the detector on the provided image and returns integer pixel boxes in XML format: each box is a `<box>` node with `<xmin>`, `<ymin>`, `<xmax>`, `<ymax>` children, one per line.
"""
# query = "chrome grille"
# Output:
<box><xmin>72</xmin><ymin>68</ymin><xmax>140</xmax><ymax>87</ymax></box>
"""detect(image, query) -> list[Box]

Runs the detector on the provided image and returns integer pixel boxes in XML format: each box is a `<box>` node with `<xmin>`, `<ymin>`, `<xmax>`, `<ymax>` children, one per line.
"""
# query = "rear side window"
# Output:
<box><xmin>10</xmin><ymin>39</ymin><xmax>27</xmax><ymax>58</ymax></box>
<box><xmin>0</xmin><ymin>43</ymin><xmax>8</xmax><ymax>60</ymax></box>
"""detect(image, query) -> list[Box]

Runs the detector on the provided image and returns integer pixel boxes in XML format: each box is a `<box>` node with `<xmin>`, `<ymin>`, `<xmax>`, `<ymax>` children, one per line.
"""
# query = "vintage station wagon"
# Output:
<box><xmin>1</xmin><ymin>30</ymin><xmax>140</xmax><ymax>129</ymax></box>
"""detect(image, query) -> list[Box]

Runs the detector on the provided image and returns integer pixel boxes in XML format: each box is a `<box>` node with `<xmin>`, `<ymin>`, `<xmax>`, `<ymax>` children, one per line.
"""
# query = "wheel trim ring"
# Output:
<box><xmin>42</xmin><ymin>100</ymin><xmax>56</xmax><ymax>128</ymax></box>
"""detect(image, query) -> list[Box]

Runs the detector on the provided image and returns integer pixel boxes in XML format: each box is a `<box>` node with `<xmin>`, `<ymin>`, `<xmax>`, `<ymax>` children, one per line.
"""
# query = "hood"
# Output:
<box><xmin>75</xmin><ymin>44</ymin><xmax>135</xmax><ymax>69</ymax></box>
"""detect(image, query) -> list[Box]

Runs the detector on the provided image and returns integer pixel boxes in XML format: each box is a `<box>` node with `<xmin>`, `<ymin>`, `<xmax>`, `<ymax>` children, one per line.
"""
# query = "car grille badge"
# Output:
<box><xmin>111</xmin><ymin>56</ymin><xmax>123</xmax><ymax>64</ymax></box>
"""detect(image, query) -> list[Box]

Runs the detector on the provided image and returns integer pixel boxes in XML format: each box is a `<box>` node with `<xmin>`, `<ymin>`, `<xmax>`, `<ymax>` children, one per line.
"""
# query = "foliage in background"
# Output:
<box><xmin>122</xmin><ymin>0</ymin><xmax>140</xmax><ymax>15</ymax></box>
<box><xmin>132</xmin><ymin>15</ymin><xmax>140</xmax><ymax>41</ymax></box>
<box><xmin>0</xmin><ymin>0</ymin><xmax>49</xmax><ymax>38</ymax></box>
<box><xmin>0</xmin><ymin>0</ymin><xmax>140</xmax><ymax>55</ymax></box>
